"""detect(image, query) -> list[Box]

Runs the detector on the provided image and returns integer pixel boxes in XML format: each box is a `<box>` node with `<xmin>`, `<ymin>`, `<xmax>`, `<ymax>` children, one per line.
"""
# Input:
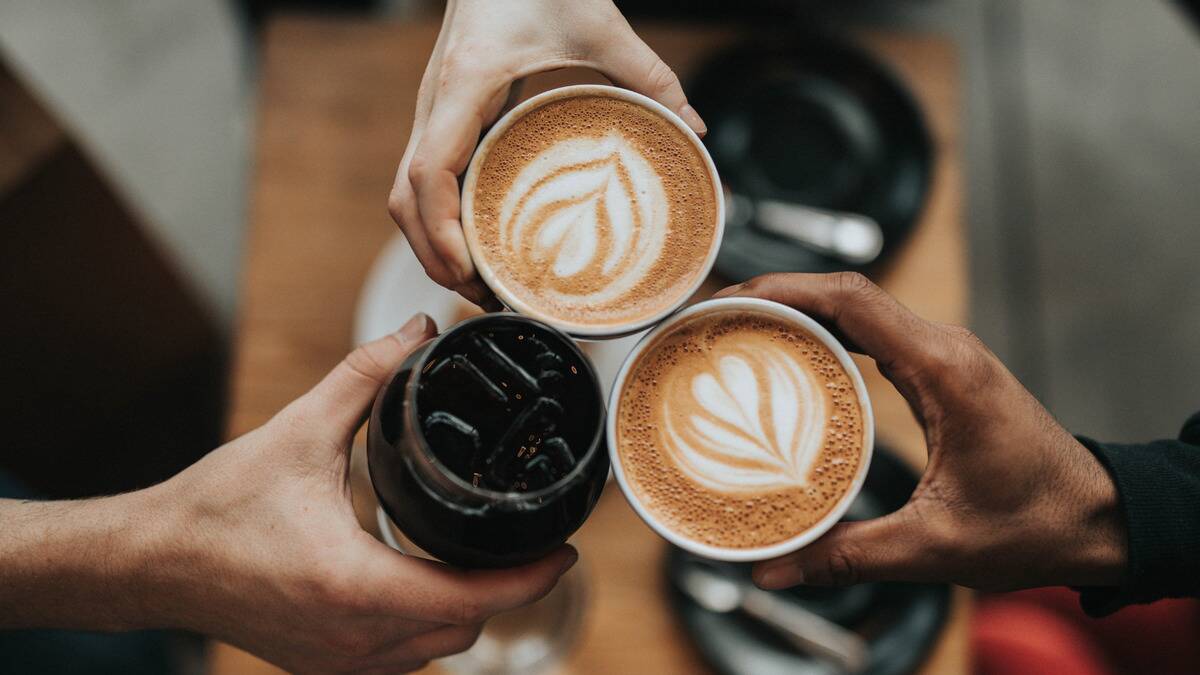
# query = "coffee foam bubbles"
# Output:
<box><xmin>616</xmin><ymin>309</ymin><xmax>866</xmax><ymax>550</ymax></box>
<box><xmin>469</xmin><ymin>94</ymin><xmax>718</xmax><ymax>330</ymax></box>
<box><xmin>498</xmin><ymin>132</ymin><xmax>668</xmax><ymax>307</ymax></box>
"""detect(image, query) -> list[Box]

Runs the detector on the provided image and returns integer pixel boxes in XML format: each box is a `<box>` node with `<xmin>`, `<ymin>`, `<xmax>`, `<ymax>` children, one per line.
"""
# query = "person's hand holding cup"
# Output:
<box><xmin>388</xmin><ymin>0</ymin><xmax>707</xmax><ymax>307</ymax></box>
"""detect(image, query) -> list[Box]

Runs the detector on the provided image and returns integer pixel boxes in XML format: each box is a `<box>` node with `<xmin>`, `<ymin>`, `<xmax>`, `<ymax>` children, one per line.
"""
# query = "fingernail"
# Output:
<box><xmin>755</xmin><ymin>564</ymin><xmax>799</xmax><ymax>590</ymax></box>
<box><xmin>558</xmin><ymin>547</ymin><xmax>579</xmax><ymax>575</ymax></box>
<box><xmin>713</xmin><ymin>282</ymin><xmax>745</xmax><ymax>298</ymax></box>
<box><xmin>679</xmin><ymin>104</ymin><xmax>707</xmax><ymax>136</ymax></box>
<box><xmin>398</xmin><ymin>313</ymin><xmax>433</xmax><ymax>342</ymax></box>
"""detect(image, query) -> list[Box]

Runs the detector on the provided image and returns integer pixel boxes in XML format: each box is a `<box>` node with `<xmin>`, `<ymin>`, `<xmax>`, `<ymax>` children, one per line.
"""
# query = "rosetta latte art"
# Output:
<box><xmin>663</xmin><ymin>344</ymin><xmax>826</xmax><ymax>493</ymax></box>
<box><xmin>497</xmin><ymin>132</ymin><xmax>669</xmax><ymax>307</ymax></box>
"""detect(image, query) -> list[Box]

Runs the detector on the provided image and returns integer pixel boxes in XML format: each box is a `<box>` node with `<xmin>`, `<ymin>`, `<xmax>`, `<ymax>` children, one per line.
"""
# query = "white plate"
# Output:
<box><xmin>353</xmin><ymin>234</ymin><xmax>645</xmax><ymax>396</ymax></box>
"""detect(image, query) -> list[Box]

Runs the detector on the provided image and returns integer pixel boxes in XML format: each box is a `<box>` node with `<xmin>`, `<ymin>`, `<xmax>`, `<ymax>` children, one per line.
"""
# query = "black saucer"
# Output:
<box><xmin>664</xmin><ymin>446</ymin><xmax>950</xmax><ymax>675</ymax></box>
<box><xmin>687</xmin><ymin>34</ymin><xmax>932</xmax><ymax>278</ymax></box>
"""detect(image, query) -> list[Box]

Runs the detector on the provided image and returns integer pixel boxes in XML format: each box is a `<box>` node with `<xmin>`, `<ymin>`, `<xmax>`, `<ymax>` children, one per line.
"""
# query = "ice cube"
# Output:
<box><xmin>422</xmin><ymin>411</ymin><xmax>481</xmax><ymax>479</ymax></box>
<box><xmin>484</xmin><ymin>397</ymin><xmax>564</xmax><ymax>489</ymax></box>
<box><xmin>471</xmin><ymin>334</ymin><xmax>539</xmax><ymax>392</ymax></box>
<box><xmin>426</xmin><ymin>354</ymin><xmax>508</xmax><ymax>403</ymax></box>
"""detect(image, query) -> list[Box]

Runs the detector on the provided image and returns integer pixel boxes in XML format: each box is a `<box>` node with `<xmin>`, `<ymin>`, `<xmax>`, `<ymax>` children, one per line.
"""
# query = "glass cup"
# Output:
<box><xmin>368</xmin><ymin>313</ymin><xmax>607</xmax><ymax>674</ymax></box>
<box><xmin>378</xmin><ymin>511</ymin><xmax>588</xmax><ymax>675</ymax></box>
<box><xmin>367</xmin><ymin>312</ymin><xmax>609</xmax><ymax>568</ymax></box>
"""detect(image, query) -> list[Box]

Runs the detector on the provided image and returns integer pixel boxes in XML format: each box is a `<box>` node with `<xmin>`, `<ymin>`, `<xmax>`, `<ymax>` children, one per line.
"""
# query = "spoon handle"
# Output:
<box><xmin>741</xmin><ymin>586</ymin><xmax>870</xmax><ymax>673</ymax></box>
<box><xmin>753</xmin><ymin>199</ymin><xmax>884</xmax><ymax>266</ymax></box>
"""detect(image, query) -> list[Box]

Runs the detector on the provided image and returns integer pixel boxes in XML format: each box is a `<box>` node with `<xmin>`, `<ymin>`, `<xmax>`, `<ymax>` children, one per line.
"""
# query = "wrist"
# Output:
<box><xmin>1064</xmin><ymin>438</ymin><xmax>1127</xmax><ymax>586</ymax></box>
<box><xmin>102</xmin><ymin>482</ymin><xmax>188</xmax><ymax>630</ymax></box>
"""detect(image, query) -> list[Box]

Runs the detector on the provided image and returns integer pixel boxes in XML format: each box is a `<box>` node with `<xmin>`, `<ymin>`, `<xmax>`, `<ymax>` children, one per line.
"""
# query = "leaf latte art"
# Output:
<box><xmin>616</xmin><ymin>310</ymin><xmax>867</xmax><ymax>550</ymax></box>
<box><xmin>467</xmin><ymin>94</ymin><xmax>719</xmax><ymax>330</ymax></box>
<box><xmin>663</xmin><ymin>346</ymin><xmax>826</xmax><ymax>493</ymax></box>
<box><xmin>499</xmin><ymin>133</ymin><xmax>668</xmax><ymax>305</ymax></box>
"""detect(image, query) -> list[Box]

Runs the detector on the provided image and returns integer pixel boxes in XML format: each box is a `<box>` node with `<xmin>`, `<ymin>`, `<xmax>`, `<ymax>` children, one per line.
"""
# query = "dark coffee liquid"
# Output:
<box><xmin>416</xmin><ymin>323</ymin><xmax>596</xmax><ymax>492</ymax></box>
<box><xmin>368</xmin><ymin>315</ymin><xmax>607</xmax><ymax>568</ymax></box>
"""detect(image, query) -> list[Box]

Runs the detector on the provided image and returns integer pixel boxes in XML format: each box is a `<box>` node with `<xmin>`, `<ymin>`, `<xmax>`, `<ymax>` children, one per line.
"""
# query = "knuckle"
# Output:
<box><xmin>645</xmin><ymin>59</ymin><xmax>680</xmax><ymax>95</ymax></box>
<box><xmin>407</xmin><ymin>154</ymin><xmax>432</xmax><ymax>187</ymax></box>
<box><xmin>387</xmin><ymin>190</ymin><xmax>409</xmax><ymax>224</ymax></box>
<box><xmin>831</xmin><ymin>271</ymin><xmax>875</xmax><ymax>298</ymax></box>
<box><xmin>825</xmin><ymin>546</ymin><xmax>862</xmax><ymax>587</ymax></box>
<box><xmin>926</xmin><ymin>324</ymin><xmax>996</xmax><ymax>390</ymax></box>
<box><xmin>454</xmin><ymin>595</ymin><xmax>486</xmax><ymax>625</ymax></box>
<box><xmin>740</xmin><ymin>273</ymin><xmax>782</xmax><ymax>297</ymax></box>
<box><xmin>342</xmin><ymin>341</ymin><xmax>392</xmax><ymax>387</ymax></box>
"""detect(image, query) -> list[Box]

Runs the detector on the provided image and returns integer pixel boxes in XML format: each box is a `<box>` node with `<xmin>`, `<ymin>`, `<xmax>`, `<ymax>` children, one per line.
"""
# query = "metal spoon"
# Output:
<box><xmin>724</xmin><ymin>187</ymin><xmax>885</xmax><ymax>266</ymax></box>
<box><xmin>676</xmin><ymin>562</ymin><xmax>869</xmax><ymax>673</ymax></box>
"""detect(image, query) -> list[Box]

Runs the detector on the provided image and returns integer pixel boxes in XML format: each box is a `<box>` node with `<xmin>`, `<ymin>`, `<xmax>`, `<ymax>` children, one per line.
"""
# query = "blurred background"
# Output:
<box><xmin>1</xmin><ymin>0</ymin><xmax>1197</xmax><ymax>673</ymax></box>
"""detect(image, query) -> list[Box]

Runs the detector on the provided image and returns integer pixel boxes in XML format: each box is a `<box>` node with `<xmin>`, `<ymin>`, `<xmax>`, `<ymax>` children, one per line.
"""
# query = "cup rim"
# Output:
<box><xmin>605</xmin><ymin>297</ymin><xmax>876</xmax><ymax>562</ymax></box>
<box><xmin>401</xmin><ymin>312</ymin><xmax>607</xmax><ymax>503</ymax></box>
<box><xmin>460</xmin><ymin>84</ymin><xmax>726</xmax><ymax>339</ymax></box>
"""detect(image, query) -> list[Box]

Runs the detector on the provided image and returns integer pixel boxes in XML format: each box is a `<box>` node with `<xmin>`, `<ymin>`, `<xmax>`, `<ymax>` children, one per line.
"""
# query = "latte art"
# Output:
<box><xmin>499</xmin><ymin>133</ymin><xmax>668</xmax><ymax>304</ymax></box>
<box><xmin>615</xmin><ymin>308</ymin><xmax>867</xmax><ymax>550</ymax></box>
<box><xmin>465</xmin><ymin>90</ymin><xmax>719</xmax><ymax>333</ymax></box>
<box><xmin>664</xmin><ymin>346</ymin><xmax>826</xmax><ymax>492</ymax></box>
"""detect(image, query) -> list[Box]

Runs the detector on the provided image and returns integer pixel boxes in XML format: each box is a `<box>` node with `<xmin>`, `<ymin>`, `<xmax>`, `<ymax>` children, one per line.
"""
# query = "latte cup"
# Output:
<box><xmin>461</xmin><ymin>84</ymin><xmax>725</xmax><ymax>339</ymax></box>
<box><xmin>606</xmin><ymin>297</ymin><xmax>875</xmax><ymax>562</ymax></box>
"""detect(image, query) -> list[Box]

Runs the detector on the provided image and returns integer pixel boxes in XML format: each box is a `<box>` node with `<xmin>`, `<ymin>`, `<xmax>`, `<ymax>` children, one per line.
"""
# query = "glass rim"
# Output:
<box><xmin>403</xmin><ymin>312</ymin><xmax>607</xmax><ymax>503</ymax></box>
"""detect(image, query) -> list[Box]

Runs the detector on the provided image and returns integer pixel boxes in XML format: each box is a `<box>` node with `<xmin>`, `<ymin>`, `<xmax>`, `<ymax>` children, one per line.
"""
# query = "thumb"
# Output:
<box><xmin>751</xmin><ymin>507</ymin><xmax>935</xmax><ymax>589</ymax></box>
<box><xmin>594</xmin><ymin>26</ymin><xmax>706</xmax><ymax>136</ymax></box>
<box><xmin>289</xmin><ymin>313</ymin><xmax>437</xmax><ymax>443</ymax></box>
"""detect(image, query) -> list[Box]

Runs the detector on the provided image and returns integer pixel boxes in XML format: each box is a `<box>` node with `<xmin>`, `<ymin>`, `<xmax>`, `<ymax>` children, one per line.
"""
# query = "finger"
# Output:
<box><xmin>389</xmin><ymin>176</ymin><xmax>464</xmax><ymax>289</ymax></box>
<box><xmin>453</xmin><ymin>278</ymin><xmax>501</xmax><ymax>311</ymax></box>
<box><xmin>369</xmin><ymin>624</ymin><xmax>483</xmax><ymax>666</ymax></box>
<box><xmin>409</xmin><ymin>82</ymin><xmax>512</xmax><ymax>285</ymax></box>
<box><xmin>289</xmin><ymin>313</ymin><xmax>437</xmax><ymax>442</ymax></box>
<box><xmin>370</xmin><ymin>544</ymin><xmax>578</xmax><ymax>624</ymax></box>
<box><xmin>715</xmin><ymin>273</ymin><xmax>940</xmax><ymax>379</ymax></box>
<box><xmin>387</xmin><ymin>6</ymin><xmax>463</xmax><ymax>290</ymax></box>
<box><xmin>751</xmin><ymin>508</ymin><xmax>935</xmax><ymax>588</ymax></box>
<box><xmin>593</xmin><ymin>25</ymin><xmax>706</xmax><ymax>136</ymax></box>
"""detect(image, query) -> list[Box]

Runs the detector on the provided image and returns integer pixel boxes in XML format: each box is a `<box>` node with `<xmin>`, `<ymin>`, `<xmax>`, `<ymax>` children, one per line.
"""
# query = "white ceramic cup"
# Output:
<box><xmin>460</xmin><ymin>84</ymin><xmax>725</xmax><ymax>340</ymax></box>
<box><xmin>606</xmin><ymin>297</ymin><xmax>875</xmax><ymax>562</ymax></box>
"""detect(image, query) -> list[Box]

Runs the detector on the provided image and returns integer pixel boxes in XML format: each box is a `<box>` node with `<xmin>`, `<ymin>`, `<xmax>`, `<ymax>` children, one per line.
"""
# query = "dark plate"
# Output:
<box><xmin>665</xmin><ymin>446</ymin><xmax>951</xmax><ymax>675</ymax></box>
<box><xmin>687</xmin><ymin>34</ymin><xmax>933</xmax><ymax>279</ymax></box>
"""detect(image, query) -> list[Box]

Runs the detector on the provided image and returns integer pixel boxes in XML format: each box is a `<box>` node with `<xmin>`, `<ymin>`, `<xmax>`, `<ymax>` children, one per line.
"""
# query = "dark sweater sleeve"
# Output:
<box><xmin>1074</xmin><ymin>411</ymin><xmax>1200</xmax><ymax>616</ymax></box>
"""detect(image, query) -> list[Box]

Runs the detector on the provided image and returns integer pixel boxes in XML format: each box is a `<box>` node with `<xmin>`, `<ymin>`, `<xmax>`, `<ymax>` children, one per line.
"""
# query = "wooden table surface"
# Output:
<box><xmin>212</xmin><ymin>16</ymin><xmax>968</xmax><ymax>674</ymax></box>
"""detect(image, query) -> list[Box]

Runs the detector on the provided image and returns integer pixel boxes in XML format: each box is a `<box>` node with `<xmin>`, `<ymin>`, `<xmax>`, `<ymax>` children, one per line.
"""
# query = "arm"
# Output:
<box><xmin>0</xmin><ymin>490</ymin><xmax>170</xmax><ymax>631</ymax></box>
<box><xmin>388</xmin><ymin>0</ymin><xmax>706</xmax><ymax>305</ymax></box>
<box><xmin>1076</xmin><ymin>417</ymin><xmax>1200</xmax><ymax>614</ymax></box>
<box><xmin>718</xmin><ymin>273</ymin><xmax>1129</xmax><ymax>594</ymax></box>
<box><xmin>0</xmin><ymin>313</ymin><xmax>577</xmax><ymax>674</ymax></box>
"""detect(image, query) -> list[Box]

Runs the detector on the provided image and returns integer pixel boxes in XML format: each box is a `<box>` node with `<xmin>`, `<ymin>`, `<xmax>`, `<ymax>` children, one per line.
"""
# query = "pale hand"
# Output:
<box><xmin>0</xmin><ymin>313</ymin><xmax>577</xmax><ymax>674</ymax></box>
<box><xmin>388</xmin><ymin>0</ymin><xmax>706</xmax><ymax>306</ymax></box>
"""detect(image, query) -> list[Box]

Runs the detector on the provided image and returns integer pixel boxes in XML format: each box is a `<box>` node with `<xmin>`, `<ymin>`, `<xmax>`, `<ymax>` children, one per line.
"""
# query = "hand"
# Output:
<box><xmin>132</xmin><ymin>314</ymin><xmax>576</xmax><ymax>672</ymax></box>
<box><xmin>715</xmin><ymin>273</ymin><xmax>1126</xmax><ymax>592</ymax></box>
<box><xmin>388</xmin><ymin>0</ymin><xmax>706</xmax><ymax>306</ymax></box>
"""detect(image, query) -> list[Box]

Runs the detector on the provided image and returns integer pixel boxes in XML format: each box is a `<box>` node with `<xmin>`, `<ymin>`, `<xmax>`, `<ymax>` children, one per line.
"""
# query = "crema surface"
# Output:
<box><xmin>469</xmin><ymin>94</ymin><xmax>718</xmax><ymax>330</ymax></box>
<box><xmin>616</xmin><ymin>310</ymin><xmax>866</xmax><ymax>549</ymax></box>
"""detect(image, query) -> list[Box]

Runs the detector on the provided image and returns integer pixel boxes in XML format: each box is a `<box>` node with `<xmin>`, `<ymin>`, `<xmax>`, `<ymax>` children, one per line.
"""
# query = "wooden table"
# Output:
<box><xmin>213</xmin><ymin>16</ymin><xmax>968</xmax><ymax>674</ymax></box>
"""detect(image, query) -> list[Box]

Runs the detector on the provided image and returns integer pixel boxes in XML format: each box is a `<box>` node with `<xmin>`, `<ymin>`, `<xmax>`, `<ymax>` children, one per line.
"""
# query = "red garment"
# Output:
<box><xmin>972</xmin><ymin>587</ymin><xmax>1200</xmax><ymax>675</ymax></box>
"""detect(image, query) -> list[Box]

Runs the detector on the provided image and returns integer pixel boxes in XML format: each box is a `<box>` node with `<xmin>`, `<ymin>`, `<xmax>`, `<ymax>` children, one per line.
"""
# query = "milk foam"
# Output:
<box><xmin>468</xmin><ymin>93</ymin><xmax>718</xmax><ymax>330</ymax></box>
<box><xmin>664</xmin><ymin>346</ymin><xmax>826</xmax><ymax>492</ymax></box>
<box><xmin>498</xmin><ymin>132</ymin><xmax>669</xmax><ymax>309</ymax></box>
<box><xmin>614</xmin><ymin>309</ymin><xmax>866</xmax><ymax>550</ymax></box>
